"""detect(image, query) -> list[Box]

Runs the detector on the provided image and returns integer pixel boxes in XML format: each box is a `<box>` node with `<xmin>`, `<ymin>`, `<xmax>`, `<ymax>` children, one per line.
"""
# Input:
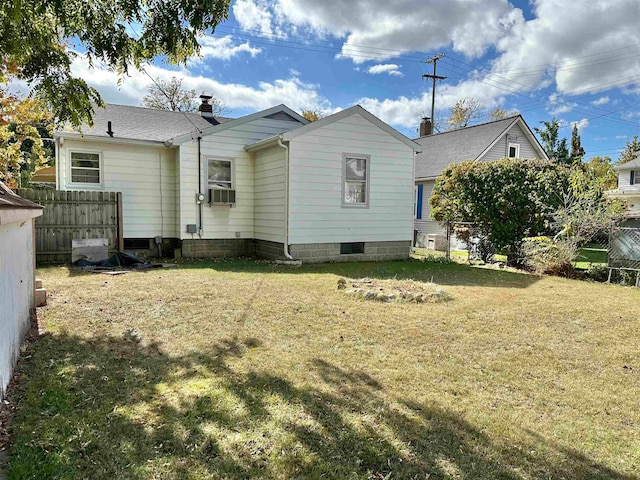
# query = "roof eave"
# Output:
<box><xmin>54</xmin><ymin>131</ymin><xmax>169</xmax><ymax>147</ymax></box>
<box><xmin>244</xmin><ymin>135</ymin><xmax>283</xmax><ymax>152</ymax></box>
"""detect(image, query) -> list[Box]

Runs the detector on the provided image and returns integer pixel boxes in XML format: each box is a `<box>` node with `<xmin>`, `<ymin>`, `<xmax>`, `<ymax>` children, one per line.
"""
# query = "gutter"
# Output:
<box><xmin>277</xmin><ymin>136</ymin><xmax>295</xmax><ymax>260</ymax></box>
<box><xmin>54</xmin><ymin>132</ymin><xmax>168</xmax><ymax>148</ymax></box>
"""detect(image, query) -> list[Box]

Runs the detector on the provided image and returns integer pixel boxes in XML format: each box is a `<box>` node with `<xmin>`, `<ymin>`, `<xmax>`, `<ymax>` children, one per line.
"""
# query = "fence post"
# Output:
<box><xmin>116</xmin><ymin>192</ymin><xmax>124</xmax><ymax>252</ymax></box>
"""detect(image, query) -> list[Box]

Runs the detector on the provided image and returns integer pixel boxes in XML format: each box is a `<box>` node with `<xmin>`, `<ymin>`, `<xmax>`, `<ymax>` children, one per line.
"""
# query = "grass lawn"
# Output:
<box><xmin>4</xmin><ymin>259</ymin><xmax>640</xmax><ymax>479</ymax></box>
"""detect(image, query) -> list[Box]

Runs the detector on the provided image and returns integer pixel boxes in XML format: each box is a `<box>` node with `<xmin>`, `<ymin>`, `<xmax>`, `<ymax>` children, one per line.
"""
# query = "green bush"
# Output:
<box><xmin>521</xmin><ymin>236</ymin><xmax>574</xmax><ymax>276</ymax></box>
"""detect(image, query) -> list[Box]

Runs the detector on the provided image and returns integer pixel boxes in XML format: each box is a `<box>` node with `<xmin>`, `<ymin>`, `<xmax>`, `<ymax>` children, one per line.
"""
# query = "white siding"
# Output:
<box><xmin>253</xmin><ymin>145</ymin><xmax>286</xmax><ymax>243</ymax></box>
<box><xmin>59</xmin><ymin>141</ymin><xmax>178</xmax><ymax>238</ymax></box>
<box><xmin>288</xmin><ymin>113</ymin><xmax>414</xmax><ymax>244</ymax></box>
<box><xmin>482</xmin><ymin>123</ymin><xmax>542</xmax><ymax>162</ymax></box>
<box><xmin>179</xmin><ymin>118</ymin><xmax>303</xmax><ymax>239</ymax></box>
<box><xmin>0</xmin><ymin>218</ymin><xmax>35</xmax><ymax>399</ymax></box>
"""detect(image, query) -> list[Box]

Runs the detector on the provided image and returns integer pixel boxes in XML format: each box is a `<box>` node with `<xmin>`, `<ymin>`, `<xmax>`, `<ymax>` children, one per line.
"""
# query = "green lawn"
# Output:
<box><xmin>4</xmin><ymin>259</ymin><xmax>640</xmax><ymax>479</ymax></box>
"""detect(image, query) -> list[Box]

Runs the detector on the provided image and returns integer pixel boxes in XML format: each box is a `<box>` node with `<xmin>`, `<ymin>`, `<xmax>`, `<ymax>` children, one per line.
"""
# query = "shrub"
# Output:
<box><xmin>521</xmin><ymin>236</ymin><xmax>575</xmax><ymax>276</ymax></box>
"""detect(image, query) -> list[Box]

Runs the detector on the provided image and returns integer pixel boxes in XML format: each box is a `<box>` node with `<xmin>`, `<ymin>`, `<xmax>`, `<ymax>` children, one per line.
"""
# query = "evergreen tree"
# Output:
<box><xmin>618</xmin><ymin>135</ymin><xmax>640</xmax><ymax>164</ymax></box>
<box><xmin>534</xmin><ymin>118</ymin><xmax>571</xmax><ymax>165</ymax></box>
<box><xmin>570</xmin><ymin>124</ymin><xmax>585</xmax><ymax>163</ymax></box>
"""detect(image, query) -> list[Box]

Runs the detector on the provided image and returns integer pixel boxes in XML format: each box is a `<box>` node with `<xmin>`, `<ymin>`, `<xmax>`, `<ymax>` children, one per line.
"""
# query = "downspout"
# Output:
<box><xmin>197</xmin><ymin>136</ymin><xmax>203</xmax><ymax>237</ymax></box>
<box><xmin>277</xmin><ymin>137</ymin><xmax>295</xmax><ymax>260</ymax></box>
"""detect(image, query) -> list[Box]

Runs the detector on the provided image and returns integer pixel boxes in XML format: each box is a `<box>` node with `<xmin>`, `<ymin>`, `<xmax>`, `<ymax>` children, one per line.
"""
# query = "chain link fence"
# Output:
<box><xmin>413</xmin><ymin>222</ymin><xmax>640</xmax><ymax>286</ymax></box>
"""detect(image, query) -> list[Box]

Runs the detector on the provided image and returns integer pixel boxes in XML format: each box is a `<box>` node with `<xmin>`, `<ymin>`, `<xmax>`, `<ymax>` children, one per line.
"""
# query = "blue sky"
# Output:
<box><xmin>65</xmin><ymin>0</ymin><xmax>640</xmax><ymax>161</ymax></box>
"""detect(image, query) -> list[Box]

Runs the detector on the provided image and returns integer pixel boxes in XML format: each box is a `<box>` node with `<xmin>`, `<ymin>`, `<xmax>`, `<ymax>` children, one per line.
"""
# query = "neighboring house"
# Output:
<box><xmin>54</xmin><ymin>100</ymin><xmax>420</xmax><ymax>263</ymax></box>
<box><xmin>0</xmin><ymin>182</ymin><xmax>43</xmax><ymax>400</ymax></box>
<box><xmin>30</xmin><ymin>165</ymin><xmax>57</xmax><ymax>189</ymax></box>
<box><xmin>413</xmin><ymin>115</ymin><xmax>548</xmax><ymax>246</ymax></box>
<box><xmin>609</xmin><ymin>156</ymin><xmax>640</xmax><ymax>225</ymax></box>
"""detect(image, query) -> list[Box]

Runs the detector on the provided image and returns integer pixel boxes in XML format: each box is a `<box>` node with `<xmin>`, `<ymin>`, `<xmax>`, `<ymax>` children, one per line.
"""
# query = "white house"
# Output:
<box><xmin>609</xmin><ymin>156</ymin><xmax>640</xmax><ymax>222</ymax></box>
<box><xmin>54</xmin><ymin>101</ymin><xmax>420</xmax><ymax>263</ymax></box>
<box><xmin>412</xmin><ymin>115</ymin><xmax>548</xmax><ymax>246</ymax></box>
<box><xmin>0</xmin><ymin>183</ymin><xmax>43</xmax><ymax>400</ymax></box>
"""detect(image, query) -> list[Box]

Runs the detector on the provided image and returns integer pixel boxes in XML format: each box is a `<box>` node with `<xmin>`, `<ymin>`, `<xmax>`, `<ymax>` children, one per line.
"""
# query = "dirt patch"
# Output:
<box><xmin>338</xmin><ymin>277</ymin><xmax>450</xmax><ymax>303</ymax></box>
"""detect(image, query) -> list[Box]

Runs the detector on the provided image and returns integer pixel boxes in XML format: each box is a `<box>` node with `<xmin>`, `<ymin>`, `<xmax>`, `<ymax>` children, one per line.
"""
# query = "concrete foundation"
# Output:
<box><xmin>291</xmin><ymin>241</ymin><xmax>411</xmax><ymax>263</ymax></box>
<box><xmin>181</xmin><ymin>238</ymin><xmax>254</xmax><ymax>259</ymax></box>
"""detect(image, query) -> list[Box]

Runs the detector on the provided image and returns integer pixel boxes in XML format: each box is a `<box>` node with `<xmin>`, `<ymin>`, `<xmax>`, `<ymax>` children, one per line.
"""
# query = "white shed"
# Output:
<box><xmin>0</xmin><ymin>182</ymin><xmax>43</xmax><ymax>400</ymax></box>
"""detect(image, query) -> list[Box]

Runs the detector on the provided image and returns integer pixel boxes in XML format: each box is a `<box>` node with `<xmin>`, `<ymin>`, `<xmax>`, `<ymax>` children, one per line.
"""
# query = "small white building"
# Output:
<box><xmin>609</xmin><ymin>156</ymin><xmax>640</xmax><ymax>221</ymax></box>
<box><xmin>0</xmin><ymin>182</ymin><xmax>43</xmax><ymax>400</ymax></box>
<box><xmin>54</xmin><ymin>102</ymin><xmax>420</xmax><ymax>262</ymax></box>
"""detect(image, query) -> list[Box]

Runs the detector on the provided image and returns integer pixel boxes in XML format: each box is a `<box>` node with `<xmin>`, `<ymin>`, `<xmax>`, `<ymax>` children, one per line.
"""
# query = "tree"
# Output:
<box><xmin>301</xmin><ymin>109</ymin><xmax>326</xmax><ymax>122</ymax></box>
<box><xmin>487</xmin><ymin>107</ymin><xmax>519</xmax><ymax>121</ymax></box>
<box><xmin>618</xmin><ymin>135</ymin><xmax>640</xmax><ymax>165</ymax></box>
<box><xmin>446</xmin><ymin>98</ymin><xmax>482</xmax><ymax>130</ymax></box>
<box><xmin>429</xmin><ymin>158</ymin><xmax>571</xmax><ymax>265</ymax></box>
<box><xmin>0</xmin><ymin>88</ymin><xmax>52</xmax><ymax>187</ymax></box>
<box><xmin>0</xmin><ymin>0</ymin><xmax>231</xmax><ymax>127</ymax></box>
<box><xmin>585</xmin><ymin>156</ymin><xmax>617</xmax><ymax>190</ymax></box>
<box><xmin>142</xmin><ymin>77</ymin><xmax>225</xmax><ymax>115</ymax></box>
<box><xmin>534</xmin><ymin>118</ymin><xmax>570</xmax><ymax>165</ymax></box>
<box><xmin>570</xmin><ymin>124</ymin><xmax>585</xmax><ymax>163</ymax></box>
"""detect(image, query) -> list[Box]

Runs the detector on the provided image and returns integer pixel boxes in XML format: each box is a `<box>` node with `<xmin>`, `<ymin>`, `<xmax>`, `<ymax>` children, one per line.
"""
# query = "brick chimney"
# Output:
<box><xmin>199</xmin><ymin>94</ymin><xmax>213</xmax><ymax>117</ymax></box>
<box><xmin>420</xmin><ymin>117</ymin><xmax>432</xmax><ymax>137</ymax></box>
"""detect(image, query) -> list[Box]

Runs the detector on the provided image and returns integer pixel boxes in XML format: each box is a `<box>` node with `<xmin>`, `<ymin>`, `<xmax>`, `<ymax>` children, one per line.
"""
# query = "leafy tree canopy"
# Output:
<box><xmin>142</xmin><ymin>76</ymin><xmax>225</xmax><ymax>115</ymax></box>
<box><xmin>301</xmin><ymin>109</ymin><xmax>326</xmax><ymax>122</ymax></box>
<box><xmin>585</xmin><ymin>156</ymin><xmax>617</xmax><ymax>190</ymax></box>
<box><xmin>487</xmin><ymin>106</ymin><xmax>519</xmax><ymax>121</ymax></box>
<box><xmin>570</xmin><ymin>124</ymin><xmax>585</xmax><ymax>163</ymax></box>
<box><xmin>0</xmin><ymin>88</ymin><xmax>52</xmax><ymax>187</ymax></box>
<box><xmin>430</xmin><ymin>158</ymin><xmax>572</xmax><ymax>263</ymax></box>
<box><xmin>446</xmin><ymin>98</ymin><xmax>482</xmax><ymax>130</ymax></box>
<box><xmin>534</xmin><ymin>118</ymin><xmax>570</xmax><ymax>165</ymax></box>
<box><xmin>0</xmin><ymin>0</ymin><xmax>231</xmax><ymax>127</ymax></box>
<box><xmin>618</xmin><ymin>135</ymin><xmax>640</xmax><ymax>164</ymax></box>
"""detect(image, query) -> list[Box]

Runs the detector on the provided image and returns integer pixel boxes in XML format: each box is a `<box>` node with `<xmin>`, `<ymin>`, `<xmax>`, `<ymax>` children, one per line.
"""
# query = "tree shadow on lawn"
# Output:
<box><xmin>177</xmin><ymin>258</ymin><xmax>541</xmax><ymax>289</ymax></box>
<box><xmin>5</xmin><ymin>334</ymin><xmax>631</xmax><ymax>479</ymax></box>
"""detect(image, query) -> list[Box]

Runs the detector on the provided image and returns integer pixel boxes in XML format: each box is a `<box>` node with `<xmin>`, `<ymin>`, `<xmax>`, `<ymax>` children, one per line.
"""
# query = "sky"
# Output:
<box><xmin>36</xmin><ymin>0</ymin><xmax>640</xmax><ymax>160</ymax></box>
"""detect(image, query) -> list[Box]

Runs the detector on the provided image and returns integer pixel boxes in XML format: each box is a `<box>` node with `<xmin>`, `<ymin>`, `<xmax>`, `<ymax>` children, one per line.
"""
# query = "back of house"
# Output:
<box><xmin>412</xmin><ymin>115</ymin><xmax>548</xmax><ymax>247</ymax></box>
<box><xmin>54</xmin><ymin>100</ymin><xmax>419</xmax><ymax>263</ymax></box>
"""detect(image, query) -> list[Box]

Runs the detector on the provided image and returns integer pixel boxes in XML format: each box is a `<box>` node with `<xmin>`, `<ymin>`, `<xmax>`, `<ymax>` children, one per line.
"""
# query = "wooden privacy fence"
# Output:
<box><xmin>16</xmin><ymin>189</ymin><xmax>123</xmax><ymax>264</ymax></box>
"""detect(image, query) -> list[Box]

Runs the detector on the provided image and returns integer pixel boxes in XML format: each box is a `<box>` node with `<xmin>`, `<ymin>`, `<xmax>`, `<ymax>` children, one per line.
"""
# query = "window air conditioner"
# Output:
<box><xmin>209</xmin><ymin>188</ymin><xmax>236</xmax><ymax>205</ymax></box>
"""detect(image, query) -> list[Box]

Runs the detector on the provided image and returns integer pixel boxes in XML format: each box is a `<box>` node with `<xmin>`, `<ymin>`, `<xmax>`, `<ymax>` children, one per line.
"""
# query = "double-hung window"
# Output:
<box><xmin>631</xmin><ymin>171</ymin><xmax>640</xmax><ymax>186</ymax></box>
<box><xmin>343</xmin><ymin>154</ymin><xmax>369</xmax><ymax>207</ymax></box>
<box><xmin>70</xmin><ymin>151</ymin><xmax>101</xmax><ymax>185</ymax></box>
<box><xmin>207</xmin><ymin>158</ymin><xmax>233</xmax><ymax>189</ymax></box>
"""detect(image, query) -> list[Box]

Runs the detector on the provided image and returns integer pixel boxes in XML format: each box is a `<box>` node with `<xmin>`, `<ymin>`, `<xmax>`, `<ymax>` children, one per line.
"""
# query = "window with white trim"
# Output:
<box><xmin>508</xmin><ymin>143</ymin><xmax>520</xmax><ymax>159</ymax></box>
<box><xmin>343</xmin><ymin>154</ymin><xmax>369</xmax><ymax>206</ymax></box>
<box><xmin>631</xmin><ymin>170</ymin><xmax>640</xmax><ymax>186</ymax></box>
<box><xmin>207</xmin><ymin>158</ymin><xmax>233</xmax><ymax>189</ymax></box>
<box><xmin>70</xmin><ymin>151</ymin><xmax>101</xmax><ymax>184</ymax></box>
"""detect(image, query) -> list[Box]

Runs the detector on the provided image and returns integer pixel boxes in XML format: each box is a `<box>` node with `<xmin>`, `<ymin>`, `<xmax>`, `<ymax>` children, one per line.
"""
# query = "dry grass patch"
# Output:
<box><xmin>339</xmin><ymin>277</ymin><xmax>450</xmax><ymax>303</ymax></box>
<box><xmin>3</xmin><ymin>259</ymin><xmax>640</xmax><ymax>479</ymax></box>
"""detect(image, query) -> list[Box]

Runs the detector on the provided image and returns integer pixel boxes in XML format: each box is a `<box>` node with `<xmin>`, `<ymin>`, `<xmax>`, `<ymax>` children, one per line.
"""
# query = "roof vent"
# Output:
<box><xmin>107</xmin><ymin>120</ymin><xmax>114</xmax><ymax>137</ymax></box>
<box><xmin>199</xmin><ymin>95</ymin><xmax>213</xmax><ymax>117</ymax></box>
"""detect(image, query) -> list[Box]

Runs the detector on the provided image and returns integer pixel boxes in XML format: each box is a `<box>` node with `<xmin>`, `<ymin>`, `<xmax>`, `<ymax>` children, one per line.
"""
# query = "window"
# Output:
<box><xmin>343</xmin><ymin>154</ymin><xmax>369</xmax><ymax>206</ymax></box>
<box><xmin>70</xmin><ymin>151</ymin><xmax>101</xmax><ymax>184</ymax></box>
<box><xmin>207</xmin><ymin>158</ymin><xmax>233</xmax><ymax>189</ymax></box>
<box><xmin>508</xmin><ymin>143</ymin><xmax>520</xmax><ymax>159</ymax></box>
<box><xmin>632</xmin><ymin>171</ymin><xmax>638</xmax><ymax>186</ymax></box>
<box><xmin>340</xmin><ymin>242</ymin><xmax>365</xmax><ymax>254</ymax></box>
<box><xmin>415</xmin><ymin>184</ymin><xmax>423</xmax><ymax>219</ymax></box>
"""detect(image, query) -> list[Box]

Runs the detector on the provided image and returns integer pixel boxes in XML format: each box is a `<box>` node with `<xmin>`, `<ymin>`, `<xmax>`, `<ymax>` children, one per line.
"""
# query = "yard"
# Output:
<box><xmin>3</xmin><ymin>259</ymin><xmax>640</xmax><ymax>479</ymax></box>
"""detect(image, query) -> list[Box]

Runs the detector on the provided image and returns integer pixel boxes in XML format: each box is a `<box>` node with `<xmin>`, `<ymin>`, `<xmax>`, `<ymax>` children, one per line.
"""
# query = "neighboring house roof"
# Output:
<box><xmin>414</xmin><ymin>115</ymin><xmax>548</xmax><ymax>179</ymax></box>
<box><xmin>31</xmin><ymin>166</ymin><xmax>56</xmax><ymax>184</ymax></box>
<box><xmin>0</xmin><ymin>182</ymin><xmax>43</xmax><ymax>210</ymax></box>
<box><xmin>614</xmin><ymin>157</ymin><xmax>640</xmax><ymax>170</ymax></box>
<box><xmin>55</xmin><ymin>104</ymin><xmax>232</xmax><ymax>144</ymax></box>
<box><xmin>168</xmin><ymin>104</ymin><xmax>309</xmax><ymax>145</ymax></box>
<box><xmin>245</xmin><ymin>105</ymin><xmax>422</xmax><ymax>152</ymax></box>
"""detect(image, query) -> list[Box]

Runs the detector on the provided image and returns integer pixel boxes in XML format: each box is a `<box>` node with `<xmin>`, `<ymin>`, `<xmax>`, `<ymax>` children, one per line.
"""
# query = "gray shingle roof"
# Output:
<box><xmin>614</xmin><ymin>156</ymin><xmax>640</xmax><ymax>170</ymax></box>
<box><xmin>0</xmin><ymin>182</ymin><xmax>43</xmax><ymax>210</ymax></box>
<box><xmin>414</xmin><ymin>116</ymin><xmax>520</xmax><ymax>178</ymax></box>
<box><xmin>57</xmin><ymin>104</ymin><xmax>232</xmax><ymax>143</ymax></box>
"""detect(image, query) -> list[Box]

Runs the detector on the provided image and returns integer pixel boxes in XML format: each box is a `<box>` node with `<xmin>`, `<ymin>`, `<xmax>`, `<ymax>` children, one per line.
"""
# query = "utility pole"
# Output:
<box><xmin>422</xmin><ymin>53</ymin><xmax>447</xmax><ymax>125</ymax></box>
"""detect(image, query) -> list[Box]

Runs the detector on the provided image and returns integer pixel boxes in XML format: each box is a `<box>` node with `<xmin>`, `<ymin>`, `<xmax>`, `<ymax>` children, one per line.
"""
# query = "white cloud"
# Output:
<box><xmin>232</xmin><ymin>0</ymin><xmax>273</xmax><ymax>36</ymax></box>
<box><xmin>367</xmin><ymin>64</ymin><xmax>403</xmax><ymax>77</ymax></box>
<box><xmin>191</xmin><ymin>35</ymin><xmax>261</xmax><ymax>62</ymax></box>
<box><xmin>591</xmin><ymin>96</ymin><xmax>610</xmax><ymax>106</ymax></box>
<box><xmin>571</xmin><ymin>118</ymin><xmax>589</xmax><ymax>130</ymax></box>
<box><xmin>241</xmin><ymin>0</ymin><xmax>518</xmax><ymax>63</ymax></box>
<box><xmin>70</xmin><ymin>55</ymin><xmax>329</xmax><ymax>113</ymax></box>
